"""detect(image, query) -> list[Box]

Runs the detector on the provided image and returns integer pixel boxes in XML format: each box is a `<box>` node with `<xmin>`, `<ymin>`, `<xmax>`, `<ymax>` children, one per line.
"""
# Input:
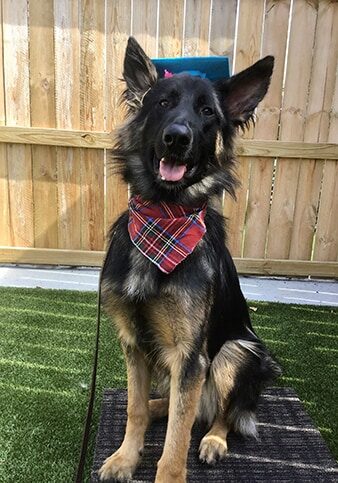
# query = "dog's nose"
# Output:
<box><xmin>162</xmin><ymin>124</ymin><xmax>192</xmax><ymax>149</ymax></box>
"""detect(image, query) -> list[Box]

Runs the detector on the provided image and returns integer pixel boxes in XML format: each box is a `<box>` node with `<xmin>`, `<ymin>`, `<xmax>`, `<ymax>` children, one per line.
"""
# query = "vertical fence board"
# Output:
<box><xmin>0</xmin><ymin>0</ymin><xmax>10</xmax><ymax>246</ymax></box>
<box><xmin>314</xmin><ymin>159</ymin><xmax>338</xmax><ymax>262</ymax></box>
<box><xmin>54</xmin><ymin>0</ymin><xmax>81</xmax><ymax>249</ymax></box>
<box><xmin>184</xmin><ymin>0</ymin><xmax>211</xmax><ymax>56</ymax></box>
<box><xmin>0</xmin><ymin>1</ymin><xmax>3</xmax><ymax>124</ymax></box>
<box><xmin>80</xmin><ymin>0</ymin><xmax>105</xmax><ymax>250</ymax></box>
<box><xmin>243</xmin><ymin>0</ymin><xmax>291</xmax><ymax>259</ymax></box>
<box><xmin>0</xmin><ymin>146</ymin><xmax>9</xmax><ymax>245</ymax></box>
<box><xmin>289</xmin><ymin>0</ymin><xmax>338</xmax><ymax>260</ymax></box>
<box><xmin>304</xmin><ymin>2</ymin><xmax>338</xmax><ymax>143</ymax></box>
<box><xmin>30</xmin><ymin>0</ymin><xmax>58</xmax><ymax>249</ymax></box>
<box><xmin>158</xmin><ymin>0</ymin><xmax>185</xmax><ymax>57</ymax></box>
<box><xmin>209</xmin><ymin>0</ymin><xmax>238</xmax><ymax>213</ymax></box>
<box><xmin>3</xmin><ymin>0</ymin><xmax>33</xmax><ymax>247</ymax></box>
<box><xmin>266</xmin><ymin>0</ymin><xmax>318</xmax><ymax>260</ymax></box>
<box><xmin>209</xmin><ymin>0</ymin><xmax>237</xmax><ymax>67</ymax></box>
<box><xmin>132</xmin><ymin>0</ymin><xmax>158</xmax><ymax>55</ymax></box>
<box><xmin>314</xmin><ymin>62</ymin><xmax>338</xmax><ymax>262</ymax></box>
<box><xmin>223</xmin><ymin>0</ymin><xmax>265</xmax><ymax>257</ymax></box>
<box><xmin>105</xmin><ymin>0</ymin><xmax>131</xmax><ymax>231</ymax></box>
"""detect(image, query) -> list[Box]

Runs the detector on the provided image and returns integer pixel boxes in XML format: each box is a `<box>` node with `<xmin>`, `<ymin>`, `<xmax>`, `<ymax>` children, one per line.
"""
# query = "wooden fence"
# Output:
<box><xmin>0</xmin><ymin>0</ymin><xmax>337</xmax><ymax>278</ymax></box>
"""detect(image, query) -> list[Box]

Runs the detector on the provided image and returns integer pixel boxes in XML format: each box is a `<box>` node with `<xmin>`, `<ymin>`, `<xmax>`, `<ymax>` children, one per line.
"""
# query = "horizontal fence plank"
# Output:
<box><xmin>0</xmin><ymin>126</ymin><xmax>337</xmax><ymax>159</ymax></box>
<box><xmin>0</xmin><ymin>247</ymin><xmax>337</xmax><ymax>278</ymax></box>
<box><xmin>234</xmin><ymin>258</ymin><xmax>338</xmax><ymax>279</ymax></box>
<box><xmin>236</xmin><ymin>139</ymin><xmax>338</xmax><ymax>160</ymax></box>
<box><xmin>0</xmin><ymin>126</ymin><xmax>113</xmax><ymax>149</ymax></box>
<box><xmin>0</xmin><ymin>246</ymin><xmax>103</xmax><ymax>267</ymax></box>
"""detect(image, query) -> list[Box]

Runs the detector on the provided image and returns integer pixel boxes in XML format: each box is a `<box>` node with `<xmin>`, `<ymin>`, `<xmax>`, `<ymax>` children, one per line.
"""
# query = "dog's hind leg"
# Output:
<box><xmin>99</xmin><ymin>346</ymin><xmax>150</xmax><ymax>481</ymax></box>
<box><xmin>149</xmin><ymin>398</ymin><xmax>169</xmax><ymax>420</ymax></box>
<box><xmin>199</xmin><ymin>416</ymin><xmax>229</xmax><ymax>464</ymax></box>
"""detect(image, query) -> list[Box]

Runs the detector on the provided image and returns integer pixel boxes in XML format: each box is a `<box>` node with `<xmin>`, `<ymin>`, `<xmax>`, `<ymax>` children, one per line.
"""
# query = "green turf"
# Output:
<box><xmin>0</xmin><ymin>287</ymin><xmax>336</xmax><ymax>482</ymax></box>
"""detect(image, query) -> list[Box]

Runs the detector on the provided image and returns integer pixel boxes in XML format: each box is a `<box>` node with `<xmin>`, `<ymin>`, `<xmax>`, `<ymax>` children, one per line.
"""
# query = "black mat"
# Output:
<box><xmin>91</xmin><ymin>387</ymin><xmax>338</xmax><ymax>482</ymax></box>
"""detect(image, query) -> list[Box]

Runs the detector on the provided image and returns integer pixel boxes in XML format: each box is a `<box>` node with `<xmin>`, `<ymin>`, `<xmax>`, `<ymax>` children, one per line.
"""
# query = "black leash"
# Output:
<box><xmin>75</xmin><ymin>272</ymin><xmax>102</xmax><ymax>483</ymax></box>
<box><xmin>75</xmin><ymin>242</ymin><xmax>111</xmax><ymax>483</ymax></box>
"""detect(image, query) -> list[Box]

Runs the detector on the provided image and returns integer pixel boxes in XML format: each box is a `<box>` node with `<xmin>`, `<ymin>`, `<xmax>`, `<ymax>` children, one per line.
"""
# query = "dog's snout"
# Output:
<box><xmin>162</xmin><ymin>124</ymin><xmax>192</xmax><ymax>149</ymax></box>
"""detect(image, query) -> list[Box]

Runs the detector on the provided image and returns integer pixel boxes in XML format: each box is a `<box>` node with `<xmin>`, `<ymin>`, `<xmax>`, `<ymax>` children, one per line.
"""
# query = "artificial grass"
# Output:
<box><xmin>0</xmin><ymin>287</ymin><xmax>336</xmax><ymax>483</ymax></box>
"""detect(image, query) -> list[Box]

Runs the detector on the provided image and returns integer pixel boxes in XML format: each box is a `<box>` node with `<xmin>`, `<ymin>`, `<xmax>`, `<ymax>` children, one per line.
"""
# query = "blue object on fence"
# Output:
<box><xmin>151</xmin><ymin>56</ymin><xmax>230</xmax><ymax>81</ymax></box>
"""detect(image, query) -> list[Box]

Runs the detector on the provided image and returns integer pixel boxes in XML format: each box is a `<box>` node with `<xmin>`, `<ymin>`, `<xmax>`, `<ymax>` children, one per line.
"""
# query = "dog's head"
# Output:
<box><xmin>114</xmin><ymin>37</ymin><xmax>273</xmax><ymax>204</ymax></box>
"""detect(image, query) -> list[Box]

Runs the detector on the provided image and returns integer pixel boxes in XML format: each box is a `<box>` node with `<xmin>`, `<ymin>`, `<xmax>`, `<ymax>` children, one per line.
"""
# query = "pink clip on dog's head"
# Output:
<box><xmin>164</xmin><ymin>69</ymin><xmax>174</xmax><ymax>78</ymax></box>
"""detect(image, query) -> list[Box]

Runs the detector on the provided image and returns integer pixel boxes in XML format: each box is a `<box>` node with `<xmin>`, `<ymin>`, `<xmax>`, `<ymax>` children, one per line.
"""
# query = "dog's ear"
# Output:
<box><xmin>216</xmin><ymin>56</ymin><xmax>274</xmax><ymax>128</ymax></box>
<box><xmin>123</xmin><ymin>37</ymin><xmax>158</xmax><ymax>111</ymax></box>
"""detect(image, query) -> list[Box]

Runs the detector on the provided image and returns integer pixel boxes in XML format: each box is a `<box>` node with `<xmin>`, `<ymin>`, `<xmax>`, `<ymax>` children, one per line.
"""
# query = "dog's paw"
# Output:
<box><xmin>199</xmin><ymin>434</ymin><xmax>228</xmax><ymax>465</ymax></box>
<box><xmin>98</xmin><ymin>449</ymin><xmax>138</xmax><ymax>481</ymax></box>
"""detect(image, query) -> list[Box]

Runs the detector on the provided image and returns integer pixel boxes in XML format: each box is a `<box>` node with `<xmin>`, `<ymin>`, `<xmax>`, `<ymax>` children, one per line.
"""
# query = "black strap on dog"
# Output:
<box><xmin>75</xmin><ymin>239</ymin><xmax>112</xmax><ymax>483</ymax></box>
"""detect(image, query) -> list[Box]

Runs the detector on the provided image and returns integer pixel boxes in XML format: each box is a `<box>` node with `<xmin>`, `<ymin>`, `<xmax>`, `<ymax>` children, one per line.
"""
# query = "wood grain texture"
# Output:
<box><xmin>289</xmin><ymin>0</ymin><xmax>338</xmax><ymax>260</ymax></box>
<box><xmin>3</xmin><ymin>0</ymin><xmax>34</xmax><ymax>247</ymax></box>
<box><xmin>132</xmin><ymin>0</ymin><xmax>158</xmax><ymax>55</ymax></box>
<box><xmin>0</xmin><ymin>1</ymin><xmax>336</xmax><ymax>275</ymax></box>
<box><xmin>29</xmin><ymin>0</ymin><xmax>58</xmax><ymax>249</ymax></box>
<box><xmin>243</xmin><ymin>0</ymin><xmax>291</xmax><ymax>259</ymax></box>
<box><xmin>266</xmin><ymin>0</ymin><xmax>319</xmax><ymax>260</ymax></box>
<box><xmin>0</xmin><ymin>127</ymin><xmax>337</xmax><ymax>158</ymax></box>
<box><xmin>223</xmin><ymin>0</ymin><xmax>265</xmax><ymax>257</ymax></box>
<box><xmin>236</xmin><ymin>140</ymin><xmax>338</xmax><ymax>160</ymax></box>
<box><xmin>54</xmin><ymin>0</ymin><xmax>81</xmax><ymax>249</ymax></box>
<box><xmin>80</xmin><ymin>0</ymin><xmax>105</xmax><ymax>251</ymax></box>
<box><xmin>209</xmin><ymin>0</ymin><xmax>238</xmax><ymax>67</ymax></box>
<box><xmin>105</xmin><ymin>0</ymin><xmax>131</xmax><ymax>231</ymax></box>
<box><xmin>0</xmin><ymin>142</ymin><xmax>10</xmax><ymax>246</ymax></box>
<box><xmin>0</xmin><ymin>2</ymin><xmax>10</xmax><ymax>246</ymax></box>
<box><xmin>31</xmin><ymin>146</ymin><xmax>58</xmax><ymax>248</ymax></box>
<box><xmin>0</xmin><ymin>1</ymin><xmax>4</xmax><ymax>124</ymax></box>
<box><xmin>314</xmin><ymin>60</ymin><xmax>338</xmax><ymax>262</ymax></box>
<box><xmin>233</xmin><ymin>258</ymin><xmax>338</xmax><ymax>278</ymax></box>
<box><xmin>0</xmin><ymin>247</ymin><xmax>336</xmax><ymax>278</ymax></box>
<box><xmin>80</xmin><ymin>149</ymin><xmax>105</xmax><ymax>250</ymax></box>
<box><xmin>184</xmin><ymin>0</ymin><xmax>212</xmax><ymax>56</ymax></box>
<box><xmin>208</xmin><ymin>0</ymin><xmax>238</xmax><ymax>213</ymax></box>
<box><xmin>0</xmin><ymin>246</ymin><xmax>104</xmax><ymax>267</ymax></box>
<box><xmin>313</xmin><ymin>161</ymin><xmax>338</xmax><ymax>261</ymax></box>
<box><xmin>0</xmin><ymin>126</ymin><xmax>113</xmax><ymax>148</ymax></box>
<box><xmin>158</xmin><ymin>0</ymin><xmax>185</xmax><ymax>58</ymax></box>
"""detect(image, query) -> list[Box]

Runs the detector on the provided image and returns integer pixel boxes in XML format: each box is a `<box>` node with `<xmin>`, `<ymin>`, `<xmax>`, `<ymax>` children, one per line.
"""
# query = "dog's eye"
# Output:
<box><xmin>201</xmin><ymin>107</ymin><xmax>214</xmax><ymax>116</ymax></box>
<box><xmin>159</xmin><ymin>99</ymin><xmax>169</xmax><ymax>108</ymax></box>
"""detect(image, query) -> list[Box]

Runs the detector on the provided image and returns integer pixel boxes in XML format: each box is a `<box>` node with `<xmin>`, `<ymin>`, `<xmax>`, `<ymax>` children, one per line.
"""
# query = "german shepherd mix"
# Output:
<box><xmin>99</xmin><ymin>37</ymin><xmax>281</xmax><ymax>482</ymax></box>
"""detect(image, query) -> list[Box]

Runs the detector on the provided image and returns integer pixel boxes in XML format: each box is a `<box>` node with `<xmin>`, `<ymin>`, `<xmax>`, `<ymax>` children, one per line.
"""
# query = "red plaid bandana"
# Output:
<box><xmin>128</xmin><ymin>195</ymin><xmax>207</xmax><ymax>274</ymax></box>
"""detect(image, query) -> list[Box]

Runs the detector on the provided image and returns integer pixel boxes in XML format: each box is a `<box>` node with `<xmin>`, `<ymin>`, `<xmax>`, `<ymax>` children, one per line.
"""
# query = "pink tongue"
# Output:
<box><xmin>159</xmin><ymin>159</ymin><xmax>187</xmax><ymax>182</ymax></box>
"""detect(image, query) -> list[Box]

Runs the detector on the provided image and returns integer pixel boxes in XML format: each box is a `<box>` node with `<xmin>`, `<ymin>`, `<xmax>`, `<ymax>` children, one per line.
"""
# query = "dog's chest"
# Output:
<box><xmin>122</xmin><ymin>243</ymin><xmax>214</xmax><ymax>301</ymax></box>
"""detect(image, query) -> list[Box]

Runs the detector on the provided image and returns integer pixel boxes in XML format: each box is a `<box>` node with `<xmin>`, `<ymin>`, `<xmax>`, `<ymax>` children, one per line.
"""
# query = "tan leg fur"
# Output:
<box><xmin>99</xmin><ymin>347</ymin><xmax>150</xmax><ymax>481</ymax></box>
<box><xmin>155</xmin><ymin>369</ymin><xmax>205</xmax><ymax>483</ymax></box>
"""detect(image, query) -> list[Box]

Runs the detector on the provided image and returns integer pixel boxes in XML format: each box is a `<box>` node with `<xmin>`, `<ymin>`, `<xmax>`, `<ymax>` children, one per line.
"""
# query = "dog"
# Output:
<box><xmin>98</xmin><ymin>37</ymin><xmax>281</xmax><ymax>482</ymax></box>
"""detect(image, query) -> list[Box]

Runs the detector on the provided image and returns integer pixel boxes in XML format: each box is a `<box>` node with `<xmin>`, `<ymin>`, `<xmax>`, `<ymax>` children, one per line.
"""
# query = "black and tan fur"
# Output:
<box><xmin>99</xmin><ymin>37</ymin><xmax>281</xmax><ymax>482</ymax></box>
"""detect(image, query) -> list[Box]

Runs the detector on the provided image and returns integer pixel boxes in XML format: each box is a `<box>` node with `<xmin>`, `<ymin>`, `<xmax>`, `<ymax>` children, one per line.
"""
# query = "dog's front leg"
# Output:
<box><xmin>155</xmin><ymin>356</ymin><xmax>205</xmax><ymax>483</ymax></box>
<box><xmin>99</xmin><ymin>345</ymin><xmax>150</xmax><ymax>481</ymax></box>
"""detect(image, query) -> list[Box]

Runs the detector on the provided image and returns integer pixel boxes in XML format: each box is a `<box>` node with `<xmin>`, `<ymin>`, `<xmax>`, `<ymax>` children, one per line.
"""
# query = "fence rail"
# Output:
<box><xmin>0</xmin><ymin>126</ymin><xmax>337</xmax><ymax>159</ymax></box>
<box><xmin>1</xmin><ymin>247</ymin><xmax>337</xmax><ymax>278</ymax></box>
<box><xmin>0</xmin><ymin>0</ymin><xmax>337</xmax><ymax>278</ymax></box>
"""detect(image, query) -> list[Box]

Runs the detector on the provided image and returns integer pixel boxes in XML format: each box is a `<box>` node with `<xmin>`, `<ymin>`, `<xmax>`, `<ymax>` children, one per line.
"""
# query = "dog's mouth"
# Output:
<box><xmin>159</xmin><ymin>157</ymin><xmax>187</xmax><ymax>182</ymax></box>
<box><xmin>154</xmin><ymin>155</ymin><xmax>197</xmax><ymax>183</ymax></box>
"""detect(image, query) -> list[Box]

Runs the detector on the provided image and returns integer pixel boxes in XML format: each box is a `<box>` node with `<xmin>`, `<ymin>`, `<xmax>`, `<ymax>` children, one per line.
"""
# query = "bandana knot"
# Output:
<box><xmin>128</xmin><ymin>195</ymin><xmax>207</xmax><ymax>274</ymax></box>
